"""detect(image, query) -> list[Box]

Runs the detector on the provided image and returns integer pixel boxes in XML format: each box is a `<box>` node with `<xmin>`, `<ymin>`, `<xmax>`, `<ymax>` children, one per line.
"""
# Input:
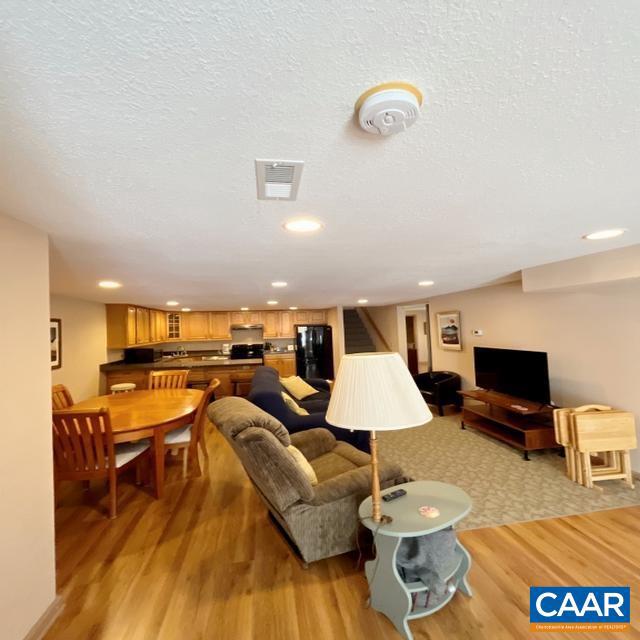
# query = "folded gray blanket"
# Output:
<box><xmin>395</xmin><ymin>527</ymin><xmax>457</xmax><ymax>596</ymax></box>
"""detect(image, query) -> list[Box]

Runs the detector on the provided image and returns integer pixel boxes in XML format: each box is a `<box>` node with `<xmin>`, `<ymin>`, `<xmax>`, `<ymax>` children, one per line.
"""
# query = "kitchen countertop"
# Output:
<box><xmin>100</xmin><ymin>357</ymin><xmax>264</xmax><ymax>371</ymax></box>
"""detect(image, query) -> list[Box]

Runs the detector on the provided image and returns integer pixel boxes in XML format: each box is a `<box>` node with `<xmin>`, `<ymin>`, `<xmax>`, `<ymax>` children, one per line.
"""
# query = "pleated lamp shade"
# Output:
<box><xmin>326</xmin><ymin>352</ymin><xmax>432</xmax><ymax>431</ymax></box>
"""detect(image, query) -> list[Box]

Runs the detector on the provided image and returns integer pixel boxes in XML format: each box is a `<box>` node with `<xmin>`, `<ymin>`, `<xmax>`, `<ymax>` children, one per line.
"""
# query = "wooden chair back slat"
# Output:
<box><xmin>148</xmin><ymin>370</ymin><xmax>189</xmax><ymax>390</ymax></box>
<box><xmin>52</xmin><ymin>384</ymin><xmax>74</xmax><ymax>410</ymax></box>
<box><xmin>52</xmin><ymin>409</ymin><xmax>114</xmax><ymax>477</ymax></box>
<box><xmin>189</xmin><ymin>379</ymin><xmax>221</xmax><ymax>458</ymax></box>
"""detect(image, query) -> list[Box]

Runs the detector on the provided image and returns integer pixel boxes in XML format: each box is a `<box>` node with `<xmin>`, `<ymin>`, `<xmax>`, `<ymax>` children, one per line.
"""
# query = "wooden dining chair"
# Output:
<box><xmin>52</xmin><ymin>408</ymin><xmax>151</xmax><ymax>518</ymax></box>
<box><xmin>52</xmin><ymin>384</ymin><xmax>74</xmax><ymax>410</ymax></box>
<box><xmin>164</xmin><ymin>379</ymin><xmax>220</xmax><ymax>478</ymax></box>
<box><xmin>148</xmin><ymin>369</ymin><xmax>189</xmax><ymax>390</ymax></box>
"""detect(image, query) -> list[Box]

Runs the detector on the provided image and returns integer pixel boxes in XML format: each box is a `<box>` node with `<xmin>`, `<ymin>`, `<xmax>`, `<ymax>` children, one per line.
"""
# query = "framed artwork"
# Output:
<box><xmin>50</xmin><ymin>318</ymin><xmax>62</xmax><ymax>369</ymax></box>
<box><xmin>435</xmin><ymin>311</ymin><xmax>462</xmax><ymax>351</ymax></box>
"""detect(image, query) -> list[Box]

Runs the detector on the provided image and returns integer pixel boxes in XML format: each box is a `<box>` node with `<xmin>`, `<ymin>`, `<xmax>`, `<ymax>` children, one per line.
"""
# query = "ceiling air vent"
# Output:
<box><xmin>255</xmin><ymin>159</ymin><xmax>304</xmax><ymax>201</ymax></box>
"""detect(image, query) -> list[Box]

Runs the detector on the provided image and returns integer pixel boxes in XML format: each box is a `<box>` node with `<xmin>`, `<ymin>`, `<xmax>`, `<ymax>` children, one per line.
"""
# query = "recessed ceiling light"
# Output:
<box><xmin>98</xmin><ymin>280</ymin><xmax>122</xmax><ymax>289</ymax></box>
<box><xmin>267</xmin><ymin>300</ymin><xmax>278</xmax><ymax>305</ymax></box>
<box><xmin>181</xmin><ymin>308</ymin><xmax>191</xmax><ymax>312</ymax></box>
<box><xmin>283</xmin><ymin>218</ymin><xmax>323</xmax><ymax>233</ymax></box>
<box><xmin>166</xmin><ymin>301</ymin><xmax>179</xmax><ymax>307</ymax></box>
<box><xmin>271</xmin><ymin>281</ymin><xmax>288</xmax><ymax>288</ymax></box>
<box><xmin>289</xmin><ymin>306</ymin><xmax>298</xmax><ymax>310</ymax></box>
<box><xmin>240</xmin><ymin>307</ymin><xmax>249</xmax><ymax>311</ymax></box>
<box><xmin>583</xmin><ymin>228</ymin><xmax>627</xmax><ymax>240</ymax></box>
<box><xmin>418</xmin><ymin>280</ymin><xmax>435</xmax><ymax>287</ymax></box>
<box><xmin>357</xmin><ymin>299</ymin><xmax>368</xmax><ymax>304</ymax></box>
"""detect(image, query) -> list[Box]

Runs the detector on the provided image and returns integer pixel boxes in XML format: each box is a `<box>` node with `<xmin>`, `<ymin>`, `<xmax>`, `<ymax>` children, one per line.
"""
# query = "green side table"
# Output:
<box><xmin>359</xmin><ymin>480</ymin><xmax>473</xmax><ymax>640</ymax></box>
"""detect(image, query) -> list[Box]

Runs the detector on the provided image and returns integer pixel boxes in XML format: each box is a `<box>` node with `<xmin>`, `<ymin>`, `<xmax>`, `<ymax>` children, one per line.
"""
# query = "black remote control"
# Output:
<box><xmin>382</xmin><ymin>489</ymin><xmax>407</xmax><ymax>502</ymax></box>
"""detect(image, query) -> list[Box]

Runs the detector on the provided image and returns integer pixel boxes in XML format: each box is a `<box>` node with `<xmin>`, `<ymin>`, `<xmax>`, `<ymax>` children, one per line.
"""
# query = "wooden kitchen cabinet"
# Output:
<box><xmin>310</xmin><ymin>310</ymin><xmax>326</xmax><ymax>323</ymax></box>
<box><xmin>230</xmin><ymin>311</ymin><xmax>247</xmax><ymax>325</ymax></box>
<box><xmin>106</xmin><ymin>304</ymin><xmax>329</xmax><ymax>348</ymax></box>
<box><xmin>167</xmin><ymin>313</ymin><xmax>182</xmax><ymax>340</ymax></box>
<box><xmin>106</xmin><ymin>305</ymin><xmax>138</xmax><ymax>349</ymax></box>
<box><xmin>126</xmin><ymin>306</ymin><xmax>137</xmax><ymax>345</ymax></box>
<box><xmin>293</xmin><ymin>310</ymin><xmax>326</xmax><ymax>324</ymax></box>
<box><xmin>135</xmin><ymin>307</ymin><xmax>150</xmax><ymax>344</ymax></box>
<box><xmin>150</xmin><ymin>309</ymin><xmax>167</xmax><ymax>343</ymax></box>
<box><xmin>209</xmin><ymin>312</ymin><xmax>231</xmax><ymax>339</ymax></box>
<box><xmin>183</xmin><ymin>312</ymin><xmax>210</xmax><ymax>340</ymax></box>
<box><xmin>262</xmin><ymin>311</ymin><xmax>280</xmax><ymax>338</ymax></box>
<box><xmin>264</xmin><ymin>353</ymin><xmax>297</xmax><ymax>377</ymax></box>
<box><xmin>279</xmin><ymin>311</ymin><xmax>294</xmax><ymax>338</ymax></box>
<box><xmin>293</xmin><ymin>310</ymin><xmax>310</xmax><ymax>324</ymax></box>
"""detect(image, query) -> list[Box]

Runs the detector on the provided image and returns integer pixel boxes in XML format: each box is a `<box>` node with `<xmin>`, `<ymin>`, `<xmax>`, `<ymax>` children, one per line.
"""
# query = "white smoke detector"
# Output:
<box><xmin>355</xmin><ymin>82</ymin><xmax>423</xmax><ymax>136</ymax></box>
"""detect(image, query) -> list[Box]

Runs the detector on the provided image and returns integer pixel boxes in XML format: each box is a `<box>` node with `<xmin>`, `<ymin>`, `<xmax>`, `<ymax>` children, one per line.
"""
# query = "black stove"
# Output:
<box><xmin>230</xmin><ymin>343</ymin><xmax>264</xmax><ymax>360</ymax></box>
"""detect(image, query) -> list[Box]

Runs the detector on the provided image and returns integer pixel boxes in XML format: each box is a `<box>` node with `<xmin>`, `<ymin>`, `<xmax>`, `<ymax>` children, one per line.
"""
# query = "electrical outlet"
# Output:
<box><xmin>472</xmin><ymin>329</ymin><xmax>484</xmax><ymax>336</ymax></box>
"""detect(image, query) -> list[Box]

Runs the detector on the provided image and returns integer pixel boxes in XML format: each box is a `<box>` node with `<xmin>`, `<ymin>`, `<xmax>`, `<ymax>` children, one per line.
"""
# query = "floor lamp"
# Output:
<box><xmin>326</xmin><ymin>352</ymin><xmax>432</xmax><ymax>523</ymax></box>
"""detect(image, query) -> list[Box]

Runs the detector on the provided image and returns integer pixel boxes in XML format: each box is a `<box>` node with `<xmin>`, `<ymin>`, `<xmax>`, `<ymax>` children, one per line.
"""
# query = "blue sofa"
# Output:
<box><xmin>247</xmin><ymin>366</ymin><xmax>370</xmax><ymax>453</ymax></box>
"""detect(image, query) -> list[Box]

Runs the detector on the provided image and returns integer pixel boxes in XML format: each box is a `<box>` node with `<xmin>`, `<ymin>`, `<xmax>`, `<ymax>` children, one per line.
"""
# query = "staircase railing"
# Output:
<box><xmin>357</xmin><ymin>308</ymin><xmax>392</xmax><ymax>352</ymax></box>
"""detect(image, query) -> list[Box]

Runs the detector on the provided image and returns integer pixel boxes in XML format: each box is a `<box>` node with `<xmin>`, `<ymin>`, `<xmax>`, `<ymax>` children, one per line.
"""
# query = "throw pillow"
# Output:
<box><xmin>286</xmin><ymin>445</ymin><xmax>318</xmax><ymax>486</ymax></box>
<box><xmin>280</xmin><ymin>375</ymin><xmax>318</xmax><ymax>400</ymax></box>
<box><xmin>281</xmin><ymin>392</ymin><xmax>310</xmax><ymax>416</ymax></box>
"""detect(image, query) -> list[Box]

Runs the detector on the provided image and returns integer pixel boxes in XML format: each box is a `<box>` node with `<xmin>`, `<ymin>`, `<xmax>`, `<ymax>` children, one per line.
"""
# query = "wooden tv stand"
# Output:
<box><xmin>458</xmin><ymin>389</ymin><xmax>558</xmax><ymax>460</ymax></box>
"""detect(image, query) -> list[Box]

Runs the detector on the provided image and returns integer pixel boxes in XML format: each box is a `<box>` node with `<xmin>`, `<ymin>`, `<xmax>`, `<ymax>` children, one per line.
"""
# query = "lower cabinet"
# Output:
<box><xmin>263</xmin><ymin>354</ymin><xmax>296</xmax><ymax>377</ymax></box>
<box><xmin>102</xmin><ymin>370</ymin><xmax>149</xmax><ymax>393</ymax></box>
<box><xmin>103</xmin><ymin>365</ymin><xmax>260</xmax><ymax>397</ymax></box>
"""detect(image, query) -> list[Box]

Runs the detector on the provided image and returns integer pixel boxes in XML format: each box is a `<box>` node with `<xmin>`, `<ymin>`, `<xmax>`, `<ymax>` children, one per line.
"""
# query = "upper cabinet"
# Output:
<box><xmin>293</xmin><ymin>310</ymin><xmax>326</xmax><ymax>324</ymax></box>
<box><xmin>167</xmin><ymin>312</ymin><xmax>182</xmax><ymax>340</ymax></box>
<box><xmin>230</xmin><ymin>311</ymin><xmax>246</xmax><ymax>325</ymax></box>
<box><xmin>209</xmin><ymin>312</ymin><xmax>231</xmax><ymax>339</ymax></box>
<box><xmin>262</xmin><ymin>311</ymin><xmax>280</xmax><ymax>338</ymax></box>
<box><xmin>106</xmin><ymin>305</ymin><xmax>328</xmax><ymax>348</ymax></box>
<box><xmin>279</xmin><ymin>311</ymin><xmax>294</xmax><ymax>338</ymax></box>
<box><xmin>182</xmin><ymin>312</ymin><xmax>209</xmax><ymax>340</ymax></box>
<box><xmin>106</xmin><ymin>305</ymin><xmax>138</xmax><ymax>349</ymax></box>
<box><xmin>135</xmin><ymin>307</ymin><xmax>150</xmax><ymax>344</ymax></box>
<box><xmin>149</xmin><ymin>309</ymin><xmax>167</xmax><ymax>343</ymax></box>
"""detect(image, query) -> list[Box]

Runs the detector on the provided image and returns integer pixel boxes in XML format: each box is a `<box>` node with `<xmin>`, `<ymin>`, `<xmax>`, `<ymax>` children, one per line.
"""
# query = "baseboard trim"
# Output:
<box><xmin>633</xmin><ymin>470</ymin><xmax>640</xmax><ymax>481</ymax></box>
<box><xmin>23</xmin><ymin>595</ymin><xmax>64</xmax><ymax>640</ymax></box>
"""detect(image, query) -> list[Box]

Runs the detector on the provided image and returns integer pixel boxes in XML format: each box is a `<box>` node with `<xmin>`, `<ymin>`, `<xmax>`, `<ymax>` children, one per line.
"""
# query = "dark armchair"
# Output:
<box><xmin>413</xmin><ymin>371</ymin><xmax>462</xmax><ymax>416</ymax></box>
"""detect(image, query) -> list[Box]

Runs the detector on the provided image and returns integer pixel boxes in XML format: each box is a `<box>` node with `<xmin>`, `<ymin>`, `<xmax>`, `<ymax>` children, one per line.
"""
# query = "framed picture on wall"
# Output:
<box><xmin>50</xmin><ymin>318</ymin><xmax>62</xmax><ymax>369</ymax></box>
<box><xmin>435</xmin><ymin>311</ymin><xmax>462</xmax><ymax>351</ymax></box>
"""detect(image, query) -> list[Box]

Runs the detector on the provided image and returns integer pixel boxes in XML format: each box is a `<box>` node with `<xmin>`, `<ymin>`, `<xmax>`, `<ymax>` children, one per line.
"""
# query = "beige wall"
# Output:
<box><xmin>523</xmin><ymin>244</ymin><xmax>640</xmax><ymax>292</ymax></box>
<box><xmin>399</xmin><ymin>307</ymin><xmax>430</xmax><ymax>372</ymax></box>
<box><xmin>326</xmin><ymin>306</ymin><xmax>345</xmax><ymax>375</ymax></box>
<box><xmin>50</xmin><ymin>295</ymin><xmax>107</xmax><ymax>400</ymax></box>
<box><xmin>0</xmin><ymin>215</ymin><xmax>57</xmax><ymax>639</ymax></box>
<box><xmin>366</xmin><ymin>305</ymin><xmax>402</xmax><ymax>352</ymax></box>
<box><xmin>427</xmin><ymin>279</ymin><xmax>640</xmax><ymax>470</ymax></box>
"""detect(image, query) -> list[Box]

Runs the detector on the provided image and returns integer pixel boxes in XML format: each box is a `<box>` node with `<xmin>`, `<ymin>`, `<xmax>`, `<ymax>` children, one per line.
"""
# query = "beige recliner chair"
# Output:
<box><xmin>208</xmin><ymin>396</ymin><xmax>406</xmax><ymax>564</ymax></box>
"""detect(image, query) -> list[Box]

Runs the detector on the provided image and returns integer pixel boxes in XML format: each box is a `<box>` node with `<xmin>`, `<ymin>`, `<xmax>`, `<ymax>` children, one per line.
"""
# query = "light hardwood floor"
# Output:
<box><xmin>47</xmin><ymin>422</ymin><xmax>640</xmax><ymax>640</ymax></box>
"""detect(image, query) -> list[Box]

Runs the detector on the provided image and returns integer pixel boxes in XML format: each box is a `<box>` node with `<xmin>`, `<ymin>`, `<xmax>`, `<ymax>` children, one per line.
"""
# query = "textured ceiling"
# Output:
<box><xmin>1</xmin><ymin>1</ymin><xmax>639</xmax><ymax>309</ymax></box>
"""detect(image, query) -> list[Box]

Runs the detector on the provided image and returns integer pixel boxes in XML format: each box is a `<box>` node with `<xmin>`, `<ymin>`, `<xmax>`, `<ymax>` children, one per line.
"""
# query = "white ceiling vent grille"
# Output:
<box><xmin>255</xmin><ymin>159</ymin><xmax>304</xmax><ymax>201</ymax></box>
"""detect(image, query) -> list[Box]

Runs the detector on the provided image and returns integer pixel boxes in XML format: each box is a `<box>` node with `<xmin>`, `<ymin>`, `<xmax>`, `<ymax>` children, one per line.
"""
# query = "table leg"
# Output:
<box><xmin>365</xmin><ymin>535</ymin><xmax>413</xmax><ymax>640</ymax></box>
<box><xmin>153</xmin><ymin>430</ymin><xmax>165</xmax><ymax>499</ymax></box>
<box><xmin>456</xmin><ymin>541</ymin><xmax>473</xmax><ymax>597</ymax></box>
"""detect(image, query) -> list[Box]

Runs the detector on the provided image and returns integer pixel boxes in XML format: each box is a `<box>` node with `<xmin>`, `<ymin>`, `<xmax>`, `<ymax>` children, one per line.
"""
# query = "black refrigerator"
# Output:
<box><xmin>295</xmin><ymin>325</ymin><xmax>334</xmax><ymax>379</ymax></box>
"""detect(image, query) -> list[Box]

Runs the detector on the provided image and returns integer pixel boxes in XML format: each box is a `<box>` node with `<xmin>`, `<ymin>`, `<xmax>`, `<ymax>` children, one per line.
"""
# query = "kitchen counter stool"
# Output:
<box><xmin>110</xmin><ymin>382</ymin><xmax>136</xmax><ymax>394</ymax></box>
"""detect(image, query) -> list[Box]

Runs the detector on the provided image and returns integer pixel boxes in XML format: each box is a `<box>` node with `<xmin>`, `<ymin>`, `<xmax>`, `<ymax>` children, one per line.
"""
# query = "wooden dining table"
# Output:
<box><xmin>71</xmin><ymin>388</ymin><xmax>203</xmax><ymax>498</ymax></box>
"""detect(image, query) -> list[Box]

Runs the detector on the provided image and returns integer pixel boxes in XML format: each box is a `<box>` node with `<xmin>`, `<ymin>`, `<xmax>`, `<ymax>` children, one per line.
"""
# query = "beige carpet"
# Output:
<box><xmin>378</xmin><ymin>413</ymin><xmax>640</xmax><ymax>530</ymax></box>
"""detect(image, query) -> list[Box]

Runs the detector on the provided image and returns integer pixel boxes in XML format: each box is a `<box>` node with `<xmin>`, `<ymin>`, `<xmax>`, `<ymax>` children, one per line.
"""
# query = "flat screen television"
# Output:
<box><xmin>473</xmin><ymin>346</ymin><xmax>551</xmax><ymax>404</ymax></box>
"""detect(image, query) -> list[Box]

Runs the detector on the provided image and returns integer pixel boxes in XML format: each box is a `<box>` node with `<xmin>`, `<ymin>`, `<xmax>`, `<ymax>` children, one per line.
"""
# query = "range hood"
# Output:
<box><xmin>231</xmin><ymin>324</ymin><xmax>264</xmax><ymax>344</ymax></box>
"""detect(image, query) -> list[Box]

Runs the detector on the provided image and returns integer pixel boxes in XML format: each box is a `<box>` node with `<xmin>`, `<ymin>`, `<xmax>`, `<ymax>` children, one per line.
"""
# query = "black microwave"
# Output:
<box><xmin>124</xmin><ymin>347</ymin><xmax>161</xmax><ymax>364</ymax></box>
